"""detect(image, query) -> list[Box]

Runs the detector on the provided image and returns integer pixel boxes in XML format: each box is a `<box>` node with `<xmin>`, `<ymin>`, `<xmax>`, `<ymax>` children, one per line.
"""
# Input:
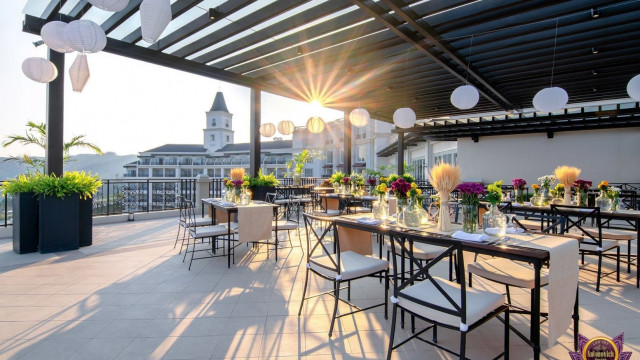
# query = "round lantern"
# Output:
<box><xmin>533</xmin><ymin>87</ymin><xmax>568</xmax><ymax>112</ymax></box>
<box><xmin>393</xmin><ymin>108</ymin><xmax>416</xmax><ymax>128</ymax></box>
<box><xmin>65</xmin><ymin>20</ymin><xmax>107</xmax><ymax>53</ymax></box>
<box><xmin>70</xmin><ymin>54</ymin><xmax>90</xmax><ymax>92</ymax></box>
<box><xmin>450</xmin><ymin>85</ymin><xmax>479</xmax><ymax>110</ymax></box>
<box><xmin>87</xmin><ymin>0</ymin><xmax>129</xmax><ymax>12</ymax></box>
<box><xmin>259</xmin><ymin>123</ymin><xmax>276</xmax><ymax>137</ymax></box>
<box><xmin>349</xmin><ymin>108</ymin><xmax>370</xmax><ymax>127</ymax></box>
<box><xmin>627</xmin><ymin>74</ymin><xmax>640</xmax><ymax>101</ymax></box>
<box><xmin>306</xmin><ymin>116</ymin><xmax>325</xmax><ymax>133</ymax></box>
<box><xmin>41</xmin><ymin>21</ymin><xmax>74</xmax><ymax>53</ymax></box>
<box><xmin>140</xmin><ymin>0</ymin><xmax>172</xmax><ymax>44</ymax></box>
<box><xmin>22</xmin><ymin>57</ymin><xmax>58</xmax><ymax>83</ymax></box>
<box><xmin>277</xmin><ymin>120</ymin><xmax>294</xmax><ymax>135</ymax></box>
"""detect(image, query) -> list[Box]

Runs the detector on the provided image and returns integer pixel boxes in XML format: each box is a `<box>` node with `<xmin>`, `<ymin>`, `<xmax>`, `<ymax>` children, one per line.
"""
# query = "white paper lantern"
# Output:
<box><xmin>69</xmin><ymin>54</ymin><xmax>90</xmax><ymax>92</ymax></box>
<box><xmin>140</xmin><ymin>0</ymin><xmax>172</xmax><ymax>44</ymax></box>
<box><xmin>65</xmin><ymin>20</ymin><xmax>107</xmax><ymax>53</ymax></box>
<box><xmin>87</xmin><ymin>0</ymin><xmax>129</xmax><ymax>12</ymax></box>
<box><xmin>393</xmin><ymin>108</ymin><xmax>416</xmax><ymax>128</ymax></box>
<box><xmin>41</xmin><ymin>21</ymin><xmax>74</xmax><ymax>53</ymax></box>
<box><xmin>307</xmin><ymin>116</ymin><xmax>325</xmax><ymax>133</ymax></box>
<box><xmin>259</xmin><ymin>123</ymin><xmax>276</xmax><ymax>137</ymax></box>
<box><xmin>277</xmin><ymin>120</ymin><xmax>294</xmax><ymax>135</ymax></box>
<box><xmin>22</xmin><ymin>57</ymin><xmax>58</xmax><ymax>83</ymax></box>
<box><xmin>349</xmin><ymin>108</ymin><xmax>370</xmax><ymax>127</ymax></box>
<box><xmin>533</xmin><ymin>87</ymin><xmax>568</xmax><ymax>112</ymax></box>
<box><xmin>627</xmin><ymin>74</ymin><xmax>640</xmax><ymax>101</ymax></box>
<box><xmin>450</xmin><ymin>85</ymin><xmax>479</xmax><ymax>110</ymax></box>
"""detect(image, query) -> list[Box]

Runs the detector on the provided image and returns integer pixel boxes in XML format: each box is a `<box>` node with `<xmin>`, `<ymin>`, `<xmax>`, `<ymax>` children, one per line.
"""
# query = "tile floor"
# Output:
<box><xmin>0</xmin><ymin>217</ymin><xmax>638</xmax><ymax>359</ymax></box>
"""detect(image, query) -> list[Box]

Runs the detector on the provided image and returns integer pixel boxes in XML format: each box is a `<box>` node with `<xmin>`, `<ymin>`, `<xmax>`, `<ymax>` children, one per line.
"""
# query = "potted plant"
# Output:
<box><xmin>286</xmin><ymin>149</ymin><xmax>313</xmax><ymax>186</ymax></box>
<box><xmin>34</xmin><ymin>171</ymin><xmax>101</xmax><ymax>253</ymax></box>
<box><xmin>1</xmin><ymin>174</ymin><xmax>40</xmax><ymax>254</ymax></box>
<box><xmin>246</xmin><ymin>170</ymin><xmax>280</xmax><ymax>201</ymax></box>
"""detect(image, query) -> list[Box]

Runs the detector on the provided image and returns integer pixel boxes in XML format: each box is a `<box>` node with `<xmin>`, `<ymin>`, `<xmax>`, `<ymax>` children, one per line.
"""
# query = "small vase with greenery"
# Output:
<box><xmin>245</xmin><ymin>170</ymin><xmax>280</xmax><ymax>201</ymax></box>
<box><xmin>457</xmin><ymin>182</ymin><xmax>485</xmax><ymax>233</ymax></box>
<box><xmin>287</xmin><ymin>149</ymin><xmax>314</xmax><ymax>185</ymax></box>
<box><xmin>483</xmin><ymin>180</ymin><xmax>506</xmax><ymax>238</ymax></box>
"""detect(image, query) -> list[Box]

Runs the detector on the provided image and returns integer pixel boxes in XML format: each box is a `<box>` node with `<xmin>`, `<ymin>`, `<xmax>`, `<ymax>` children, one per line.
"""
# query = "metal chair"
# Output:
<box><xmin>182</xmin><ymin>201</ymin><xmax>229</xmax><ymax>270</ymax></box>
<box><xmin>298</xmin><ymin>213</ymin><xmax>389</xmax><ymax>337</ymax></box>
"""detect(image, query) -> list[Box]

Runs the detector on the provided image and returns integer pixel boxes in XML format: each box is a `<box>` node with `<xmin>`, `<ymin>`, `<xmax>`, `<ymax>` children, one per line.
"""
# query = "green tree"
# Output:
<box><xmin>2</xmin><ymin>121</ymin><xmax>103</xmax><ymax>173</ymax></box>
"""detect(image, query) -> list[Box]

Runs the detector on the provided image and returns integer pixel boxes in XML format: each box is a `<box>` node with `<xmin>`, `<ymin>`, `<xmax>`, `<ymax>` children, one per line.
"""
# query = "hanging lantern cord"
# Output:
<box><xmin>465</xmin><ymin>35</ymin><xmax>473</xmax><ymax>85</ymax></box>
<box><xmin>550</xmin><ymin>18</ymin><xmax>559</xmax><ymax>87</ymax></box>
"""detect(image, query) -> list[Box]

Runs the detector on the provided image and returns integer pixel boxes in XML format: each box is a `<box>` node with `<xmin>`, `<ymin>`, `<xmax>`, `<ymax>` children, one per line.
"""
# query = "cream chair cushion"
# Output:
<box><xmin>582</xmin><ymin>227</ymin><xmax>636</xmax><ymax>241</ymax></box>
<box><xmin>310</xmin><ymin>251</ymin><xmax>388</xmax><ymax>280</ymax></box>
<box><xmin>468</xmin><ymin>258</ymin><xmax>549</xmax><ymax>289</ymax></box>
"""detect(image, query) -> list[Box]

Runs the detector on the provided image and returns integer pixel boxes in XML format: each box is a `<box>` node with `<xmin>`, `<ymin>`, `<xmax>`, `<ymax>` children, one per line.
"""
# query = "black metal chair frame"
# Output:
<box><xmin>182</xmin><ymin>201</ymin><xmax>229</xmax><ymax>270</ymax></box>
<box><xmin>550</xmin><ymin>205</ymin><xmax>620</xmax><ymax>292</ymax></box>
<box><xmin>298</xmin><ymin>213</ymin><xmax>389</xmax><ymax>337</ymax></box>
<box><xmin>387</xmin><ymin>230</ymin><xmax>509</xmax><ymax>360</ymax></box>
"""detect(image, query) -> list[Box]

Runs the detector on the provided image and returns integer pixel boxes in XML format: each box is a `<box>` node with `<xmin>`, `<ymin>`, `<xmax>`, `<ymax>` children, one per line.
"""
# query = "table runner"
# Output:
<box><xmin>237</xmin><ymin>203</ymin><xmax>273</xmax><ymax>243</ymax></box>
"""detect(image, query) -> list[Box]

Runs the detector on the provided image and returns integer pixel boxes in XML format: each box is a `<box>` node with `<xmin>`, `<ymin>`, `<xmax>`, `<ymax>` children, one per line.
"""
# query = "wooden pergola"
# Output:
<box><xmin>22</xmin><ymin>0</ymin><xmax>640</xmax><ymax>176</ymax></box>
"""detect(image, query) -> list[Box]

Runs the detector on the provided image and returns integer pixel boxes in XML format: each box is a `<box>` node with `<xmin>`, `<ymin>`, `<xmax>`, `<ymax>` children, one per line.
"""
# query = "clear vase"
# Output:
<box><xmin>482</xmin><ymin>204</ymin><xmax>506</xmax><ymax>238</ymax></box>
<box><xmin>372</xmin><ymin>195</ymin><xmax>389</xmax><ymax>220</ymax></box>
<box><xmin>531</xmin><ymin>190</ymin><xmax>542</xmax><ymax>206</ymax></box>
<box><xmin>595</xmin><ymin>191</ymin><xmax>612</xmax><ymax>212</ymax></box>
<box><xmin>333</xmin><ymin>183</ymin><xmax>339</xmax><ymax>192</ymax></box>
<box><xmin>515</xmin><ymin>189</ymin><xmax>525</xmax><ymax>205</ymax></box>
<box><xmin>225</xmin><ymin>189</ymin><xmax>234</xmax><ymax>202</ymax></box>
<box><xmin>293</xmin><ymin>172</ymin><xmax>302</xmax><ymax>186</ymax></box>
<box><xmin>436</xmin><ymin>191</ymin><xmax>452</xmax><ymax>232</ymax></box>
<box><xmin>404</xmin><ymin>199</ymin><xmax>422</xmax><ymax>228</ymax></box>
<box><xmin>577</xmin><ymin>189</ymin><xmax>589</xmax><ymax>207</ymax></box>
<box><xmin>541</xmin><ymin>187</ymin><xmax>552</xmax><ymax>206</ymax></box>
<box><xmin>396</xmin><ymin>197</ymin><xmax>408</xmax><ymax>226</ymax></box>
<box><xmin>462</xmin><ymin>204</ymin><xmax>478</xmax><ymax>233</ymax></box>
<box><xmin>234</xmin><ymin>188</ymin><xmax>242</xmax><ymax>204</ymax></box>
<box><xmin>240</xmin><ymin>188</ymin><xmax>250</xmax><ymax>205</ymax></box>
<box><xmin>340</xmin><ymin>184</ymin><xmax>347</xmax><ymax>194</ymax></box>
<box><xmin>611</xmin><ymin>198</ymin><xmax>619</xmax><ymax>212</ymax></box>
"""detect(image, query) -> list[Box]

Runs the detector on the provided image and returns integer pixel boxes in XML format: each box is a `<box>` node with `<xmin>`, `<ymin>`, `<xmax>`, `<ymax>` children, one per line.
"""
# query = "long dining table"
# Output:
<box><xmin>328</xmin><ymin>214</ymin><xmax>579</xmax><ymax>360</ymax></box>
<box><xmin>508</xmin><ymin>203</ymin><xmax>640</xmax><ymax>287</ymax></box>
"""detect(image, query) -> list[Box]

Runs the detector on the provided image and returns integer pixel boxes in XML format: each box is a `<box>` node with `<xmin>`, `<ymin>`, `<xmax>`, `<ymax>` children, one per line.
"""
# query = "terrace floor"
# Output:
<box><xmin>0</xmin><ymin>218</ymin><xmax>639</xmax><ymax>360</ymax></box>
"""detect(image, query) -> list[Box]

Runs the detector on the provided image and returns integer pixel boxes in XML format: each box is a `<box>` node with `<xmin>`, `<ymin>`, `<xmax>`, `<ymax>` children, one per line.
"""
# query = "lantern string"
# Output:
<box><xmin>550</xmin><ymin>18</ymin><xmax>559</xmax><ymax>87</ymax></box>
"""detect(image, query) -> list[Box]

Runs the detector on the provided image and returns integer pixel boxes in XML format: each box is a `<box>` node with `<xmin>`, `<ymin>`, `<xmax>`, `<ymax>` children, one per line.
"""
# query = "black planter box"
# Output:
<box><xmin>12</xmin><ymin>192</ymin><xmax>39</xmax><ymax>254</ymax></box>
<box><xmin>79</xmin><ymin>197</ymin><xmax>93</xmax><ymax>247</ymax></box>
<box><xmin>38</xmin><ymin>194</ymin><xmax>80</xmax><ymax>254</ymax></box>
<box><xmin>251</xmin><ymin>186</ymin><xmax>275</xmax><ymax>202</ymax></box>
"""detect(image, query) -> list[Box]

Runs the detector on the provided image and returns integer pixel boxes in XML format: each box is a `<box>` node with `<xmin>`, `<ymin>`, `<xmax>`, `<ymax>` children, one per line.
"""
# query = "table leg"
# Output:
<box><xmin>532</xmin><ymin>260</ymin><xmax>542</xmax><ymax>360</ymax></box>
<box><xmin>573</xmin><ymin>286</ymin><xmax>579</xmax><ymax>351</ymax></box>
<box><xmin>227</xmin><ymin>213</ymin><xmax>232</xmax><ymax>268</ymax></box>
<box><xmin>636</xmin><ymin>222</ymin><xmax>639</xmax><ymax>288</ymax></box>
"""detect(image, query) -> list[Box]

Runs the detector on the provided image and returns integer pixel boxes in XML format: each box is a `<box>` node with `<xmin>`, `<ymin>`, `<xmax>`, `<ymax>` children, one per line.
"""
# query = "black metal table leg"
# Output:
<box><xmin>532</xmin><ymin>260</ymin><xmax>542</xmax><ymax>360</ymax></box>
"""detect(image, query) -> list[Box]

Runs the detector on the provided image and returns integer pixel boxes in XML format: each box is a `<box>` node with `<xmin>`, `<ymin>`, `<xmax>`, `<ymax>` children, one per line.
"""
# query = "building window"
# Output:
<box><xmin>411</xmin><ymin>158</ymin><xmax>426</xmax><ymax>181</ymax></box>
<box><xmin>210</xmin><ymin>134</ymin><xmax>215</xmax><ymax>141</ymax></box>
<box><xmin>225</xmin><ymin>119</ymin><xmax>229</xmax><ymax>128</ymax></box>
<box><xmin>325</xmin><ymin>150</ymin><xmax>333</xmax><ymax>164</ymax></box>
<box><xmin>165</xmin><ymin>168</ymin><xmax>176</xmax><ymax>177</ymax></box>
<box><xmin>138</xmin><ymin>169</ymin><xmax>149</xmax><ymax>177</ymax></box>
<box><xmin>193</xmin><ymin>169</ymin><xmax>204</xmax><ymax>176</ymax></box>
<box><xmin>357</xmin><ymin>145</ymin><xmax>367</xmax><ymax>162</ymax></box>
<box><xmin>226</xmin><ymin>135</ymin><xmax>230</xmax><ymax>142</ymax></box>
<box><xmin>207</xmin><ymin>169</ymin><xmax>214</xmax><ymax>177</ymax></box>
<box><xmin>152</xmin><ymin>168</ymin><xmax>163</xmax><ymax>177</ymax></box>
<box><xmin>180</xmin><ymin>169</ymin><xmax>192</xmax><ymax>177</ymax></box>
<box><xmin>304</xmin><ymin>168</ymin><xmax>313</xmax><ymax>177</ymax></box>
<box><xmin>433</xmin><ymin>150</ymin><xmax>457</xmax><ymax>166</ymax></box>
<box><xmin>212</xmin><ymin>118</ymin><xmax>216</xmax><ymax>126</ymax></box>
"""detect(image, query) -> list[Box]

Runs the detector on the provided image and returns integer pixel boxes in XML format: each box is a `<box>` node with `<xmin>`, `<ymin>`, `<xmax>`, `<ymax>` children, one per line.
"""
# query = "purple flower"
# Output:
<box><xmin>573</xmin><ymin>179</ymin><xmax>592</xmax><ymax>190</ymax></box>
<box><xmin>512</xmin><ymin>178</ymin><xmax>526</xmax><ymax>189</ymax></box>
<box><xmin>341</xmin><ymin>177</ymin><xmax>350</xmax><ymax>184</ymax></box>
<box><xmin>390</xmin><ymin>178</ymin><xmax>411</xmax><ymax>197</ymax></box>
<box><xmin>231</xmin><ymin>180</ymin><xmax>244</xmax><ymax>188</ymax></box>
<box><xmin>368</xmin><ymin>177</ymin><xmax>377</xmax><ymax>186</ymax></box>
<box><xmin>456</xmin><ymin>182</ymin><xmax>485</xmax><ymax>196</ymax></box>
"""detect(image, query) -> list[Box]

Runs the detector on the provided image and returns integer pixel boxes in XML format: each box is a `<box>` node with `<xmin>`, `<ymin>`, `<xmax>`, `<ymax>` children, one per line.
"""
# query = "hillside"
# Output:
<box><xmin>0</xmin><ymin>152</ymin><xmax>138</xmax><ymax>180</ymax></box>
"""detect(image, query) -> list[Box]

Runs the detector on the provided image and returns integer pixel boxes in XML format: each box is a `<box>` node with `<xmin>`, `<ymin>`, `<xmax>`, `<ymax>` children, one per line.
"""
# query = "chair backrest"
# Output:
<box><xmin>550</xmin><ymin>205</ymin><xmax>601</xmax><ymax>246</ymax></box>
<box><xmin>388</xmin><ymin>230</ymin><xmax>468</xmax><ymax>325</ymax></box>
<box><xmin>177</xmin><ymin>195</ymin><xmax>189</xmax><ymax>222</ymax></box>
<box><xmin>183</xmin><ymin>200</ymin><xmax>198</xmax><ymax>229</ymax></box>
<box><xmin>302</xmin><ymin>213</ymin><xmax>341</xmax><ymax>275</ymax></box>
<box><xmin>266</xmin><ymin>192</ymin><xmax>277</xmax><ymax>203</ymax></box>
<box><xmin>511</xmin><ymin>212</ymin><xmax>566</xmax><ymax>234</ymax></box>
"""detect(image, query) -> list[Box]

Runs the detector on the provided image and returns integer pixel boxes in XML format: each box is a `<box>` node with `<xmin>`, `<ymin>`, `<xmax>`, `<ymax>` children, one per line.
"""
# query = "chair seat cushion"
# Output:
<box><xmin>398</xmin><ymin>276</ymin><xmax>505</xmax><ymax>328</ymax></box>
<box><xmin>181</xmin><ymin>216</ymin><xmax>213</xmax><ymax>227</ymax></box>
<box><xmin>386</xmin><ymin>240</ymin><xmax>445</xmax><ymax>261</ymax></box>
<box><xmin>309</xmin><ymin>251</ymin><xmax>388</xmax><ymax>281</ymax></box>
<box><xmin>273</xmin><ymin>220</ymin><xmax>299</xmax><ymax>230</ymax></box>
<box><xmin>582</xmin><ymin>227</ymin><xmax>636</xmax><ymax>241</ymax></box>
<box><xmin>579</xmin><ymin>239</ymin><xmax>619</xmax><ymax>252</ymax></box>
<box><xmin>190</xmin><ymin>225</ymin><xmax>229</xmax><ymax>238</ymax></box>
<box><xmin>313</xmin><ymin>210</ymin><xmax>340</xmax><ymax>216</ymax></box>
<box><xmin>516</xmin><ymin>219</ymin><xmax>543</xmax><ymax>230</ymax></box>
<box><xmin>467</xmin><ymin>258</ymin><xmax>549</xmax><ymax>289</ymax></box>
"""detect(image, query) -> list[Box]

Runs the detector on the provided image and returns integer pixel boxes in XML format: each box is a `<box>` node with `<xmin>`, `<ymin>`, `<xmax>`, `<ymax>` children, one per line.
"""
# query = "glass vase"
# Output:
<box><xmin>240</xmin><ymin>188</ymin><xmax>250</xmax><ymax>205</ymax></box>
<box><xmin>482</xmin><ymin>204</ymin><xmax>507</xmax><ymax>238</ymax></box>
<box><xmin>595</xmin><ymin>191</ymin><xmax>612</xmax><ymax>212</ymax></box>
<box><xmin>333</xmin><ymin>183</ymin><xmax>340</xmax><ymax>192</ymax></box>
<box><xmin>396</xmin><ymin>197</ymin><xmax>408</xmax><ymax>226</ymax></box>
<box><xmin>234</xmin><ymin>188</ymin><xmax>242</xmax><ymax>204</ymax></box>
<box><xmin>225</xmin><ymin>189</ymin><xmax>234</xmax><ymax>202</ymax></box>
<box><xmin>515</xmin><ymin>189</ymin><xmax>525</xmax><ymax>205</ymax></box>
<box><xmin>531</xmin><ymin>190</ymin><xmax>542</xmax><ymax>206</ymax></box>
<box><xmin>461</xmin><ymin>204</ymin><xmax>478</xmax><ymax>233</ymax></box>
<box><xmin>372</xmin><ymin>196</ymin><xmax>389</xmax><ymax>221</ymax></box>
<box><xmin>541</xmin><ymin>187</ymin><xmax>552</xmax><ymax>206</ymax></box>
<box><xmin>611</xmin><ymin>198</ymin><xmax>619</xmax><ymax>212</ymax></box>
<box><xmin>576</xmin><ymin>189</ymin><xmax>589</xmax><ymax>207</ymax></box>
<box><xmin>404</xmin><ymin>199</ymin><xmax>422</xmax><ymax>228</ymax></box>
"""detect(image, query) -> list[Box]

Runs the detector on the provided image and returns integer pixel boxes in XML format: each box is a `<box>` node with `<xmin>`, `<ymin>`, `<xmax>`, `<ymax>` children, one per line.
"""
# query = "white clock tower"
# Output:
<box><xmin>204</xmin><ymin>91</ymin><xmax>234</xmax><ymax>152</ymax></box>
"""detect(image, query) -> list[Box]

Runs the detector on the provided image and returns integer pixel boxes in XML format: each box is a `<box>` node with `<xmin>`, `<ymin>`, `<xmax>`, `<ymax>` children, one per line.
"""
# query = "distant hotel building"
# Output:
<box><xmin>124</xmin><ymin>91</ymin><xmax>419</xmax><ymax>179</ymax></box>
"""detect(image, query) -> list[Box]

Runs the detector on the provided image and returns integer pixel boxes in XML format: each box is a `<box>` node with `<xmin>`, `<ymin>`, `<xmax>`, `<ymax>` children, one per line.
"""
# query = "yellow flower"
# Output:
<box><xmin>226</xmin><ymin>180</ymin><xmax>232</xmax><ymax>186</ymax></box>
<box><xmin>242</xmin><ymin>181</ymin><xmax>250</xmax><ymax>187</ymax></box>
<box><xmin>377</xmin><ymin>184</ymin><xmax>387</xmax><ymax>192</ymax></box>
<box><xmin>411</xmin><ymin>182</ymin><xmax>417</xmax><ymax>189</ymax></box>
<box><xmin>415</xmin><ymin>188</ymin><xmax>422</xmax><ymax>196</ymax></box>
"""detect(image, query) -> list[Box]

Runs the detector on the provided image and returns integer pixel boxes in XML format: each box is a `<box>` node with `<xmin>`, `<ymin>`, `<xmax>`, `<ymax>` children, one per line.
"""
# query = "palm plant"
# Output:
<box><xmin>2</xmin><ymin>121</ymin><xmax>103</xmax><ymax>173</ymax></box>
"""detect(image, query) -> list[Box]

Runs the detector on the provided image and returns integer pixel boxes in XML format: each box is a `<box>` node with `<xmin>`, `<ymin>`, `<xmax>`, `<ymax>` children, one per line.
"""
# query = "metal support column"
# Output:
<box><xmin>397</xmin><ymin>132</ymin><xmax>404</xmax><ymax>175</ymax></box>
<box><xmin>343</xmin><ymin>111</ymin><xmax>352</xmax><ymax>174</ymax></box>
<box><xmin>46</xmin><ymin>49</ymin><xmax>65</xmax><ymax>176</ymax></box>
<box><xmin>249</xmin><ymin>88</ymin><xmax>261</xmax><ymax>177</ymax></box>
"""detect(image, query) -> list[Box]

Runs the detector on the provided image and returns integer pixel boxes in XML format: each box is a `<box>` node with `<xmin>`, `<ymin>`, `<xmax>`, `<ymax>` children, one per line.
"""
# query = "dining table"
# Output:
<box><xmin>328</xmin><ymin>213</ymin><xmax>580</xmax><ymax>360</ymax></box>
<box><xmin>508</xmin><ymin>202</ymin><xmax>640</xmax><ymax>287</ymax></box>
<box><xmin>317</xmin><ymin>193</ymin><xmax>378</xmax><ymax>214</ymax></box>
<box><xmin>201</xmin><ymin>198</ymin><xmax>279</xmax><ymax>268</ymax></box>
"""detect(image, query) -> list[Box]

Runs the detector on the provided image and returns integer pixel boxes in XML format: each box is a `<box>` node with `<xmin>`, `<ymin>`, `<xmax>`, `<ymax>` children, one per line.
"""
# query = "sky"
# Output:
<box><xmin>0</xmin><ymin>1</ymin><xmax>344</xmax><ymax>158</ymax></box>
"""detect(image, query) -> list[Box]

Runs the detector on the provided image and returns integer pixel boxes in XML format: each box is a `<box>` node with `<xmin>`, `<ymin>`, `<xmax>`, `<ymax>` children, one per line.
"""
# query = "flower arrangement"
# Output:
<box><xmin>350</xmin><ymin>173</ymin><xmax>365</xmax><ymax>187</ymax></box>
<box><xmin>531</xmin><ymin>184</ymin><xmax>540</xmax><ymax>191</ymax></box>
<box><xmin>230</xmin><ymin>168</ymin><xmax>245</xmax><ymax>181</ymax></box>
<box><xmin>390</xmin><ymin>178</ymin><xmax>411</xmax><ymax>199</ymax></box>
<box><xmin>375</xmin><ymin>183</ymin><xmax>388</xmax><ymax>196</ymax></box>
<box><xmin>607</xmin><ymin>186</ymin><xmax>620</xmax><ymax>199</ymax></box>
<box><xmin>485</xmin><ymin>180</ymin><xmax>503</xmax><ymax>206</ymax></box>
<box><xmin>573</xmin><ymin>179</ymin><xmax>592</xmax><ymax>190</ymax></box>
<box><xmin>387</xmin><ymin>173</ymin><xmax>415</xmax><ymax>186</ymax></box>
<box><xmin>229</xmin><ymin>179</ymin><xmax>244</xmax><ymax>189</ymax></box>
<box><xmin>378</xmin><ymin>176</ymin><xmax>389</xmax><ymax>186</ymax></box>
<box><xmin>598</xmin><ymin>181</ymin><xmax>609</xmax><ymax>192</ymax></box>
<box><xmin>341</xmin><ymin>177</ymin><xmax>350</xmax><ymax>185</ymax></box>
<box><xmin>554</xmin><ymin>183</ymin><xmax>564</xmax><ymax>193</ymax></box>
<box><xmin>320</xmin><ymin>179</ymin><xmax>332</xmax><ymax>187</ymax></box>
<box><xmin>368</xmin><ymin>177</ymin><xmax>377</xmax><ymax>187</ymax></box>
<box><xmin>457</xmin><ymin>182</ymin><xmax>485</xmax><ymax>206</ymax></box>
<box><xmin>512</xmin><ymin>178</ymin><xmax>526</xmax><ymax>190</ymax></box>
<box><xmin>427</xmin><ymin>163</ymin><xmax>460</xmax><ymax>231</ymax></box>
<box><xmin>330</xmin><ymin>171</ymin><xmax>346</xmax><ymax>185</ymax></box>
<box><xmin>408</xmin><ymin>182</ymin><xmax>423</xmax><ymax>202</ymax></box>
<box><xmin>538</xmin><ymin>175</ymin><xmax>556</xmax><ymax>189</ymax></box>
<box><xmin>555</xmin><ymin>166</ymin><xmax>581</xmax><ymax>185</ymax></box>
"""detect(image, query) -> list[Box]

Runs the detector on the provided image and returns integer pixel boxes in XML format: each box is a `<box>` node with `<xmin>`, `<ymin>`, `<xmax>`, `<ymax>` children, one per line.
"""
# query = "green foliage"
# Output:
<box><xmin>330</xmin><ymin>171</ymin><xmax>346</xmax><ymax>185</ymax></box>
<box><xmin>246</xmin><ymin>169</ymin><xmax>280</xmax><ymax>188</ymax></box>
<box><xmin>484</xmin><ymin>180</ymin><xmax>503</xmax><ymax>205</ymax></box>
<box><xmin>387</xmin><ymin>173</ymin><xmax>415</xmax><ymax>185</ymax></box>
<box><xmin>286</xmin><ymin>149</ymin><xmax>316</xmax><ymax>175</ymax></box>
<box><xmin>2</xmin><ymin>121</ymin><xmax>103</xmax><ymax>173</ymax></box>
<box><xmin>1</xmin><ymin>174</ymin><xmax>40</xmax><ymax>195</ymax></box>
<box><xmin>5</xmin><ymin>171</ymin><xmax>102</xmax><ymax>199</ymax></box>
<box><xmin>365</xmin><ymin>168</ymin><xmax>382</xmax><ymax>177</ymax></box>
